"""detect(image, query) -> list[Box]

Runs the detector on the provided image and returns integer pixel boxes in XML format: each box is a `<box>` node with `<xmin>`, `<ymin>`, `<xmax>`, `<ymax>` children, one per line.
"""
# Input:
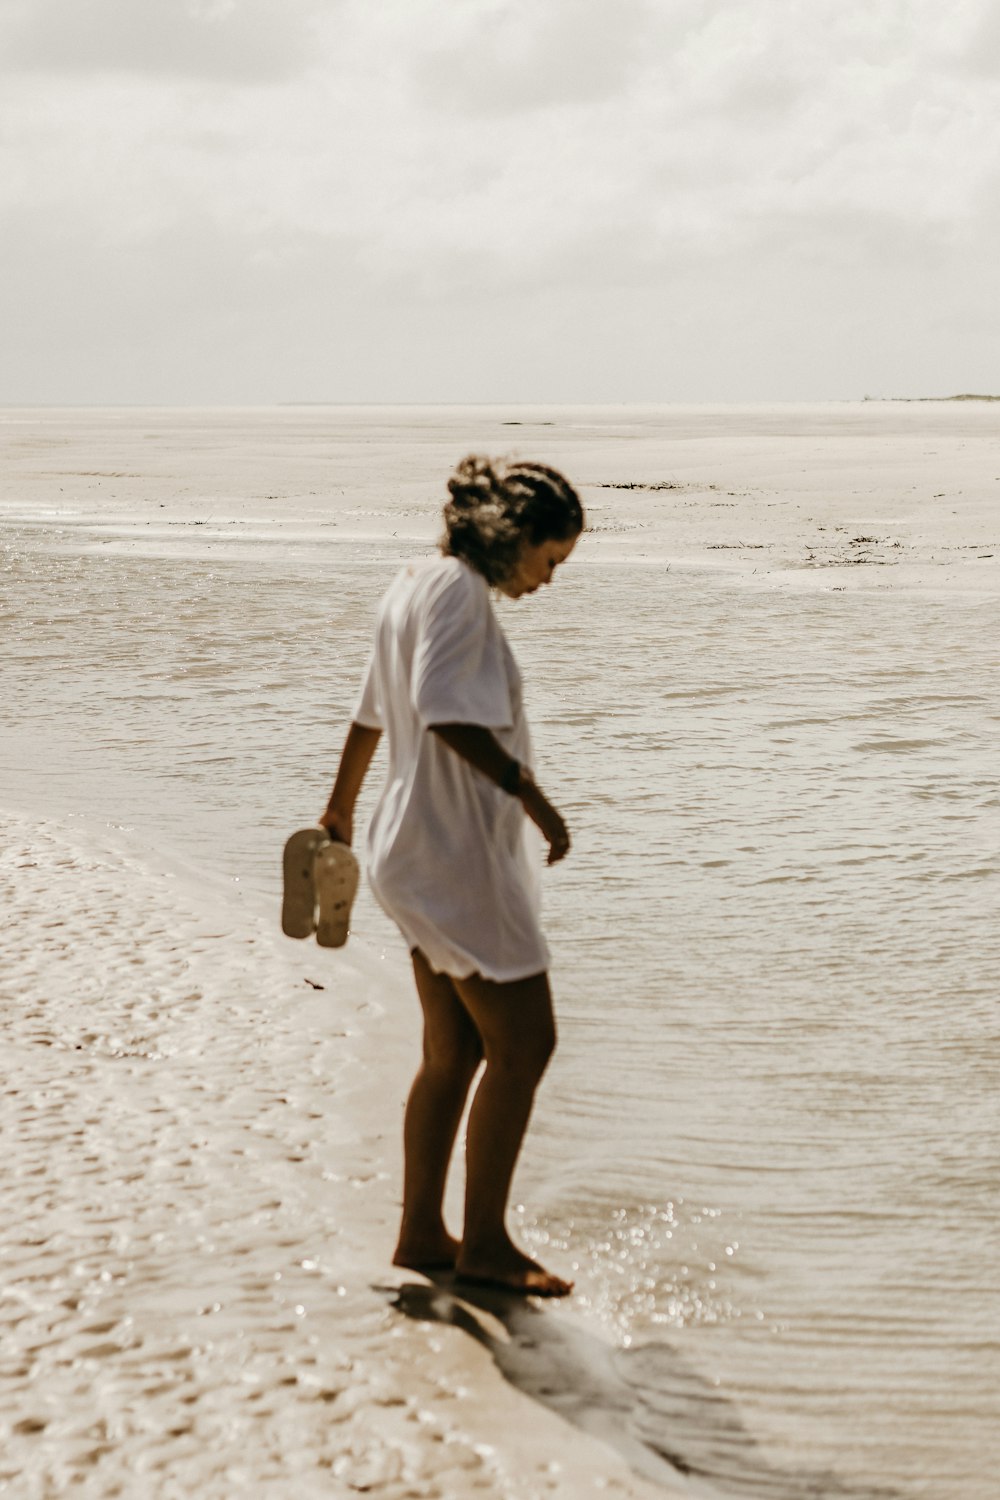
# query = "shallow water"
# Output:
<box><xmin>3</xmin><ymin>405</ymin><xmax>998</xmax><ymax>1498</ymax></box>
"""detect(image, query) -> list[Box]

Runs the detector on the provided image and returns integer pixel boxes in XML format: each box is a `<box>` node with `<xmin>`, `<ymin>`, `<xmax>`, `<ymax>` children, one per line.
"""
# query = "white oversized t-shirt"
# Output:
<box><xmin>353</xmin><ymin>554</ymin><xmax>549</xmax><ymax>983</ymax></box>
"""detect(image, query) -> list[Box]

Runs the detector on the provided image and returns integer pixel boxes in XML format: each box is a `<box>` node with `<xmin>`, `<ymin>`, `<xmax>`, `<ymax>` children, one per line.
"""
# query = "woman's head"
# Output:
<box><xmin>441</xmin><ymin>455</ymin><xmax>584</xmax><ymax>597</ymax></box>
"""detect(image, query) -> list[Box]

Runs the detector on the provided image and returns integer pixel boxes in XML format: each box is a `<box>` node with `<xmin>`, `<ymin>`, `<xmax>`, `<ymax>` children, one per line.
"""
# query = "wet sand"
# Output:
<box><xmin>0</xmin><ymin>811</ymin><xmax>676</xmax><ymax>1498</ymax></box>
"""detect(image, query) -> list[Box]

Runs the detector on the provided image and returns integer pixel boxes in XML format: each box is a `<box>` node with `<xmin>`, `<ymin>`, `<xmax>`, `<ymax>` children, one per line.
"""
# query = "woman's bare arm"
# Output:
<box><xmin>320</xmin><ymin>722</ymin><xmax>382</xmax><ymax>845</ymax></box>
<box><xmin>430</xmin><ymin>722</ymin><xmax>571</xmax><ymax>864</ymax></box>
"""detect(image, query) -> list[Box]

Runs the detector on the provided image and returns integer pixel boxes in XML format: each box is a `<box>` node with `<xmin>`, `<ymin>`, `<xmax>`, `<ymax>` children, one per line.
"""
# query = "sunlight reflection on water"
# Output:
<box><xmin>3</xmin><ymin>406</ymin><xmax>998</xmax><ymax>1500</ymax></box>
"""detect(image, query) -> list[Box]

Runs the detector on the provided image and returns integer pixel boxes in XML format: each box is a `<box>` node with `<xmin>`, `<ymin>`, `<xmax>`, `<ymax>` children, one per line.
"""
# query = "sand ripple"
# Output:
<box><xmin>0</xmin><ymin>815</ymin><xmax>660</xmax><ymax>1499</ymax></box>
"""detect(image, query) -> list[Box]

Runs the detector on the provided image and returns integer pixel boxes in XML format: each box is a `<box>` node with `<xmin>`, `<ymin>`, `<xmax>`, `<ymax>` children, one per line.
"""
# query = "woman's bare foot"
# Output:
<box><xmin>455</xmin><ymin>1241</ymin><xmax>573</xmax><ymax>1298</ymax></box>
<box><xmin>392</xmin><ymin>1229</ymin><xmax>461</xmax><ymax>1273</ymax></box>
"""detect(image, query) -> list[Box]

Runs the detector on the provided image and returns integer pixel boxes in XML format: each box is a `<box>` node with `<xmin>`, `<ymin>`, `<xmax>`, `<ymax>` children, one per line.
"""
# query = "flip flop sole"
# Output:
<box><xmin>281</xmin><ymin>827</ymin><xmax>328</xmax><ymax>939</ymax></box>
<box><xmin>314</xmin><ymin>840</ymin><xmax>360</xmax><ymax>949</ymax></box>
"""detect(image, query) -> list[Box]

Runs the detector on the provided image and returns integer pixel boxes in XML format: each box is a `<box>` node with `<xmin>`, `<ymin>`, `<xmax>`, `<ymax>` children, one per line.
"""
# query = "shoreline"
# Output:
<box><xmin>4</xmin><ymin>402</ymin><xmax>997</xmax><ymax>1497</ymax></box>
<box><xmin>0</xmin><ymin>805</ymin><xmax>681</xmax><ymax>1498</ymax></box>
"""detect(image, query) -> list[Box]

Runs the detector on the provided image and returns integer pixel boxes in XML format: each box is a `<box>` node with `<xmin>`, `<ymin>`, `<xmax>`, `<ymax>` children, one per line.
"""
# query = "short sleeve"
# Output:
<box><xmin>412</xmin><ymin>565</ymin><xmax>513</xmax><ymax>730</ymax></box>
<box><xmin>352</xmin><ymin>649</ymin><xmax>383</xmax><ymax>729</ymax></box>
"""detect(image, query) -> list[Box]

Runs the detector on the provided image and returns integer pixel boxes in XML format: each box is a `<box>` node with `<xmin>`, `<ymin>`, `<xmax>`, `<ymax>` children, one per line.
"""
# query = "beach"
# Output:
<box><xmin>1</xmin><ymin>810</ymin><xmax>678</xmax><ymax>1499</ymax></box>
<box><xmin>2</xmin><ymin>403</ymin><xmax>998</xmax><ymax>1498</ymax></box>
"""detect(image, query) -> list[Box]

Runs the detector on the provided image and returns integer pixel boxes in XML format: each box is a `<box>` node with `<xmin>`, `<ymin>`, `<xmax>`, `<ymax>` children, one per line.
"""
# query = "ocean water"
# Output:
<box><xmin>2</xmin><ymin>405</ymin><xmax>998</xmax><ymax>1499</ymax></box>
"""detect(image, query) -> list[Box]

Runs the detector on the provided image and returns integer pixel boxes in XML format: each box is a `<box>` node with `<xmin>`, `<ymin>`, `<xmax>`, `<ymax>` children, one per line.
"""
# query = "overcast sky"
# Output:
<box><xmin>2</xmin><ymin>0</ymin><xmax>998</xmax><ymax>403</ymax></box>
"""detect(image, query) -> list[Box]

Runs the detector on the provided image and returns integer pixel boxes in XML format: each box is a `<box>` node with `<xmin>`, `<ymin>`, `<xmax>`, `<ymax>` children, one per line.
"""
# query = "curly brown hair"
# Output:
<box><xmin>440</xmin><ymin>455</ymin><xmax>584</xmax><ymax>586</ymax></box>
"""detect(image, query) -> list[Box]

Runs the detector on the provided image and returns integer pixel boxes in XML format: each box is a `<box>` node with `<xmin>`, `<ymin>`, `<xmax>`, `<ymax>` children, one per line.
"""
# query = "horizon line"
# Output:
<box><xmin>3</xmin><ymin>394</ymin><xmax>998</xmax><ymax>411</ymax></box>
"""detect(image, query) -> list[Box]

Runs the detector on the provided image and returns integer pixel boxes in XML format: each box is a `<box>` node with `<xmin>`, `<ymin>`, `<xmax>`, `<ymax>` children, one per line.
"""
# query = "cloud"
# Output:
<box><xmin>4</xmin><ymin>1</ymin><xmax>997</xmax><ymax>263</ymax></box>
<box><xmin>0</xmin><ymin>0</ymin><xmax>324</xmax><ymax>81</ymax></box>
<box><xmin>410</xmin><ymin>0</ymin><xmax>654</xmax><ymax>114</ymax></box>
<box><xmin>2</xmin><ymin>0</ymin><xmax>999</xmax><ymax>399</ymax></box>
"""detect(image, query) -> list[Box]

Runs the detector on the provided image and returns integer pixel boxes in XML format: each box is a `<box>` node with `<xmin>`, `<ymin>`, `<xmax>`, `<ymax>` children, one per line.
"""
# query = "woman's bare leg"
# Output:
<box><xmin>451</xmin><ymin>969</ymin><xmax>572</xmax><ymax>1296</ymax></box>
<box><xmin>392</xmin><ymin>949</ymin><xmax>484</xmax><ymax>1272</ymax></box>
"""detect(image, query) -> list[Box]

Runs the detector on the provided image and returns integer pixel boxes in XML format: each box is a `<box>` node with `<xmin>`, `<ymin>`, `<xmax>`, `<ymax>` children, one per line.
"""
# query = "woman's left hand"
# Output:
<box><xmin>544</xmin><ymin>816</ymin><xmax>571</xmax><ymax>865</ymax></box>
<box><xmin>519</xmin><ymin>780</ymin><xmax>571</xmax><ymax>865</ymax></box>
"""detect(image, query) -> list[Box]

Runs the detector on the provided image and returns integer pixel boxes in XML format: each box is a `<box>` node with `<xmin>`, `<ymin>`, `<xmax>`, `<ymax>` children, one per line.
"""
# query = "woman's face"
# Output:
<box><xmin>500</xmin><ymin>532</ymin><xmax>579</xmax><ymax>599</ymax></box>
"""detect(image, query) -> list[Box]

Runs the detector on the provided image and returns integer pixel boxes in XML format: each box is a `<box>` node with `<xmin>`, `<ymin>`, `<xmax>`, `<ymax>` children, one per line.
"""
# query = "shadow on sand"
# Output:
<box><xmin>381</xmin><ymin>1276</ymin><xmax>900</xmax><ymax>1500</ymax></box>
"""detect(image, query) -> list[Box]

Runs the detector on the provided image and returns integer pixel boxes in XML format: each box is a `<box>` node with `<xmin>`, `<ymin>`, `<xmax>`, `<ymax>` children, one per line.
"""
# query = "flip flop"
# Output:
<box><xmin>281</xmin><ymin>826</ymin><xmax>329</xmax><ymax>939</ymax></box>
<box><xmin>314</xmin><ymin>839</ymin><xmax>360</xmax><ymax>949</ymax></box>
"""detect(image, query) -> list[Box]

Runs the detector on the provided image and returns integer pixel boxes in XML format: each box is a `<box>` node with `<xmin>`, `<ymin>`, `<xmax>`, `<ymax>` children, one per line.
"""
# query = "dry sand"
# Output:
<box><xmin>3</xmin><ymin>400</ymin><xmax>996</xmax><ymax>597</ymax></box>
<box><xmin>574</xmin><ymin>404</ymin><xmax>1000</xmax><ymax>594</ymax></box>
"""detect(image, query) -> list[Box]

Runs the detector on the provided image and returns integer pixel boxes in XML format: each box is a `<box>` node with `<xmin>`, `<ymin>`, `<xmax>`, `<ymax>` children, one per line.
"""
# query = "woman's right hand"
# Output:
<box><xmin>320</xmin><ymin>805</ymin><xmax>353</xmax><ymax>846</ymax></box>
<box><xmin>519</xmin><ymin>778</ymin><xmax>571</xmax><ymax>865</ymax></box>
<box><xmin>319</xmin><ymin>723</ymin><xmax>382</xmax><ymax>849</ymax></box>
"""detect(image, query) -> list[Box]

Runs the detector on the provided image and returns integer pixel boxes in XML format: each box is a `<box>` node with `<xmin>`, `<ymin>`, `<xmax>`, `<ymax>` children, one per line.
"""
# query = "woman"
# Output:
<box><xmin>320</xmin><ymin>455</ymin><xmax>583</xmax><ymax>1297</ymax></box>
